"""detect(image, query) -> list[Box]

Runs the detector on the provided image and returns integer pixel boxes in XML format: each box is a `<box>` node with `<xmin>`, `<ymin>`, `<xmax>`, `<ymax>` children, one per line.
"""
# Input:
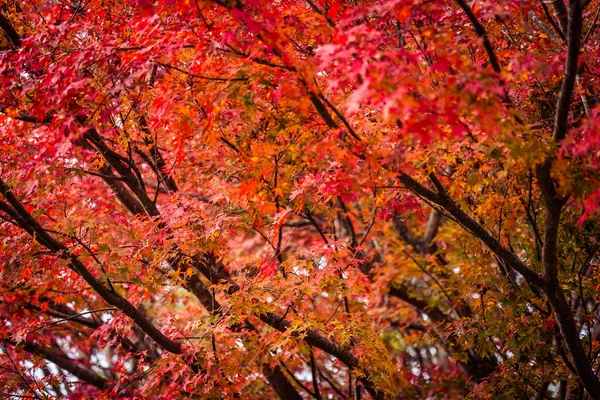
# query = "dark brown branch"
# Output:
<box><xmin>6</xmin><ymin>339</ymin><xmax>108</xmax><ymax>390</ymax></box>
<box><xmin>386</xmin><ymin>190</ymin><xmax>496</xmax><ymax>380</ymax></box>
<box><xmin>136</xmin><ymin>114</ymin><xmax>178</xmax><ymax>192</ymax></box>
<box><xmin>305</xmin><ymin>0</ymin><xmax>335</xmax><ymax>27</ymax></box>
<box><xmin>319</xmin><ymin>94</ymin><xmax>362</xmax><ymax>141</ymax></box>
<box><xmin>103</xmin><ymin>179</ymin><xmax>301</xmax><ymax>397</ymax></box>
<box><xmin>98</xmin><ymin>164</ymin><xmax>146</xmax><ymax>215</ymax></box>
<box><xmin>392</xmin><ymin>179</ymin><xmax>444</xmax><ymax>252</ymax></box>
<box><xmin>15</xmin><ymin>112</ymin><xmax>53</xmax><ymax>124</ymax></box>
<box><xmin>264</xmin><ymin>364</ymin><xmax>305</xmax><ymax>400</ymax></box>
<box><xmin>535</xmin><ymin>161</ymin><xmax>563</xmax><ymax>282</ymax></box>
<box><xmin>282</xmin><ymin>220</ymin><xmax>314</xmax><ymax>228</ymax></box>
<box><xmin>539</xmin><ymin>0</ymin><xmax>566</xmax><ymax>41</ymax></box>
<box><xmin>218</xmin><ymin>136</ymin><xmax>241</xmax><ymax>153</ymax></box>
<box><xmin>388</xmin><ymin>283</ymin><xmax>449</xmax><ymax>323</ymax></box>
<box><xmin>454</xmin><ymin>0</ymin><xmax>502</xmax><ymax>73</ymax></box>
<box><xmin>259</xmin><ymin>312</ymin><xmax>383</xmax><ymax>399</ymax></box>
<box><xmin>35</xmin><ymin>300</ymin><xmax>100</xmax><ymax>329</ymax></box>
<box><xmin>83</xmin><ymin>129</ymin><xmax>159</xmax><ymax>217</ymax></box>
<box><xmin>160</xmin><ymin>62</ymin><xmax>248</xmax><ymax>82</ymax></box>
<box><xmin>18</xmin><ymin>296</ymin><xmax>141</xmax><ymax>353</ymax></box>
<box><xmin>546</xmin><ymin>285</ymin><xmax>600</xmax><ymax>399</ymax></box>
<box><xmin>0</xmin><ymin>11</ymin><xmax>21</xmax><ymax>48</ymax></box>
<box><xmin>398</xmin><ymin>173</ymin><xmax>544</xmax><ymax>287</ymax></box>
<box><xmin>72</xmin><ymin>122</ymin><xmax>379</xmax><ymax>394</ymax></box>
<box><xmin>186</xmin><ymin>252</ymin><xmax>383</xmax><ymax>396</ymax></box>
<box><xmin>550</xmin><ymin>0</ymin><xmax>569</xmax><ymax>35</ymax></box>
<box><xmin>31</xmin><ymin>307</ymin><xmax>117</xmax><ymax>332</ymax></box>
<box><xmin>309</xmin><ymin>348</ymin><xmax>323</xmax><ymax>400</ymax></box>
<box><xmin>280</xmin><ymin>361</ymin><xmax>319</xmax><ymax>398</ymax></box>
<box><xmin>0</xmin><ymin>178</ymin><xmax>183</xmax><ymax>356</ymax></box>
<box><xmin>533</xmin><ymin>6</ymin><xmax>599</xmax><ymax>391</ymax></box>
<box><xmin>530</xmin><ymin>6</ymin><xmax>600</xmax><ymax>393</ymax></box>
<box><xmin>318</xmin><ymin>368</ymin><xmax>346</xmax><ymax>398</ymax></box>
<box><xmin>553</xmin><ymin>0</ymin><xmax>584</xmax><ymax>142</ymax></box>
<box><xmin>423</xmin><ymin>209</ymin><xmax>442</xmax><ymax>246</ymax></box>
<box><xmin>220</xmin><ymin>44</ymin><xmax>292</xmax><ymax>70</ymax></box>
<box><xmin>309</xmin><ymin>94</ymin><xmax>339</xmax><ymax>129</ymax></box>
<box><xmin>337</xmin><ymin>198</ymin><xmax>357</xmax><ymax>247</ymax></box>
<box><xmin>172</xmin><ymin>259</ymin><xmax>303</xmax><ymax>398</ymax></box>
<box><xmin>584</xmin><ymin>6</ymin><xmax>600</xmax><ymax>44</ymax></box>
<box><xmin>391</xmin><ymin>216</ymin><xmax>422</xmax><ymax>250</ymax></box>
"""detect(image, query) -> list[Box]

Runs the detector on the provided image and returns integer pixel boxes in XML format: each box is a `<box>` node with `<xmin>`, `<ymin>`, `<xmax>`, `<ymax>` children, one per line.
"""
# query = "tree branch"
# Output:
<box><xmin>259</xmin><ymin>312</ymin><xmax>383</xmax><ymax>399</ymax></box>
<box><xmin>539</xmin><ymin>0</ymin><xmax>566</xmax><ymax>41</ymax></box>
<box><xmin>83</xmin><ymin>129</ymin><xmax>159</xmax><ymax>217</ymax></box>
<box><xmin>423</xmin><ymin>209</ymin><xmax>443</xmax><ymax>247</ymax></box>
<box><xmin>97</xmin><ymin>164</ymin><xmax>146</xmax><ymax>215</ymax></box>
<box><xmin>388</xmin><ymin>283</ymin><xmax>449</xmax><ymax>323</ymax></box>
<box><xmin>263</xmin><ymin>364</ymin><xmax>305</xmax><ymax>400</ymax></box>
<box><xmin>398</xmin><ymin>173</ymin><xmax>544</xmax><ymax>287</ymax></box>
<box><xmin>454</xmin><ymin>0</ymin><xmax>502</xmax><ymax>73</ymax></box>
<box><xmin>553</xmin><ymin>0</ymin><xmax>584</xmax><ymax>142</ymax></box>
<box><xmin>6</xmin><ymin>339</ymin><xmax>109</xmax><ymax>390</ymax></box>
<box><xmin>550</xmin><ymin>0</ymin><xmax>569</xmax><ymax>36</ymax></box>
<box><xmin>0</xmin><ymin>178</ymin><xmax>184</xmax><ymax>356</ymax></box>
<box><xmin>0</xmin><ymin>11</ymin><xmax>21</xmax><ymax>48</ymax></box>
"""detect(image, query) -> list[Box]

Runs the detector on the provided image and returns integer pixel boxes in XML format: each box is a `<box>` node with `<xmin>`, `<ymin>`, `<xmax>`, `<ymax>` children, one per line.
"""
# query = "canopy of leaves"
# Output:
<box><xmin>1</xmin><ymin>0</ymin><xmax>600</xmax><ymax>398</ymax></box>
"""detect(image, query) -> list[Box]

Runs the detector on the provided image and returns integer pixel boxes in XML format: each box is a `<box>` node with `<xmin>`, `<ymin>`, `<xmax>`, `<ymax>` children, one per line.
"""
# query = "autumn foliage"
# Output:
<box><xmin>1</xmin><ymin>0</ymin><xmax>600</xmax><ymax>398</ymax></box>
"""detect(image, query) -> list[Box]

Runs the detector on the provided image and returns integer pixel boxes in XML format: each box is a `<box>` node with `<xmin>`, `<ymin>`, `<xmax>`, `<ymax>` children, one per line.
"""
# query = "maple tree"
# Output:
<box><xmin>1</xmin><ymin>0</ymin><xmax>600</xmax><ymax>398</ymax></box>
